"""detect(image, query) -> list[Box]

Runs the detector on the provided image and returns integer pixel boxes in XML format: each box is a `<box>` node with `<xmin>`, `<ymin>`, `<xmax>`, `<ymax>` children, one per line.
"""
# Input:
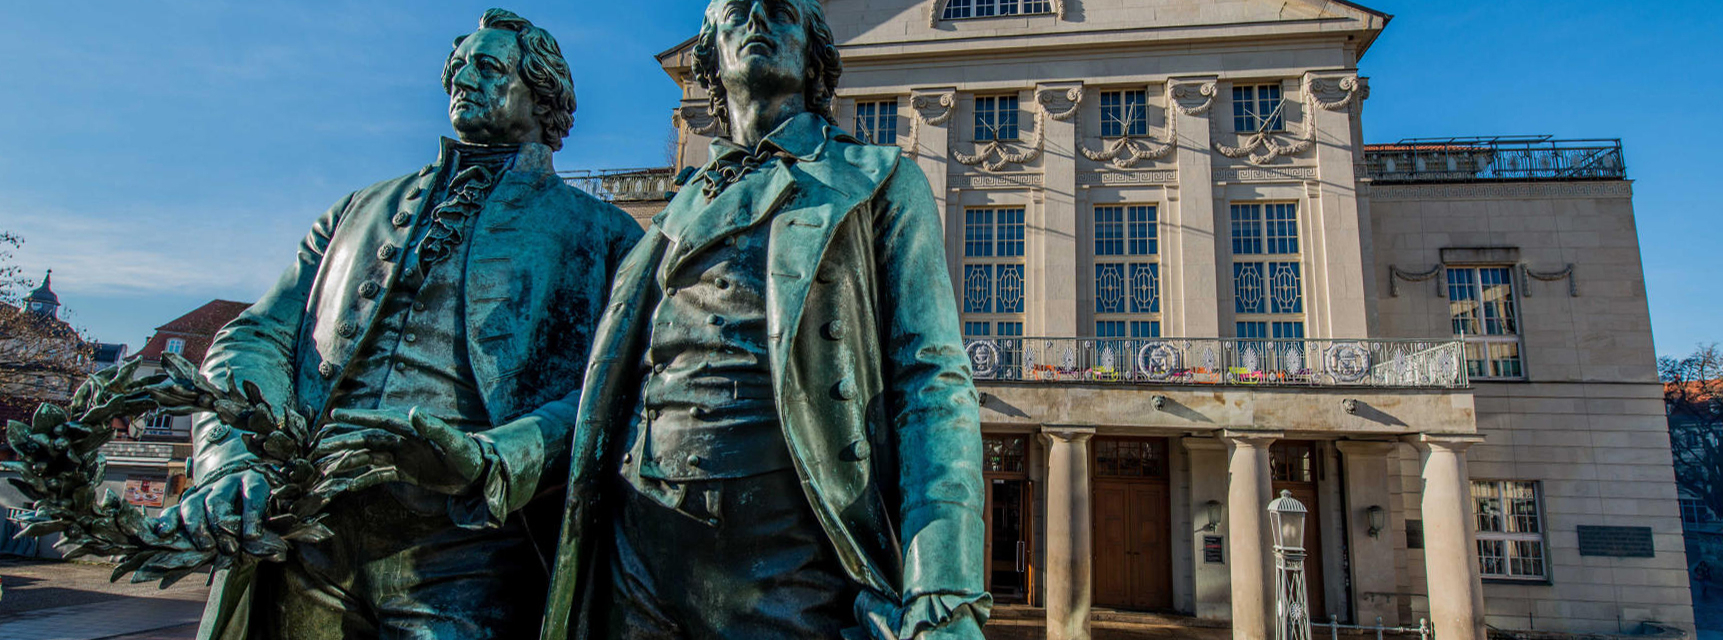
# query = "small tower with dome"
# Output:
<box><xmin>23</xmin><ymin>270</ymin><xmax>60</xmax><ymax>320</ymax></box>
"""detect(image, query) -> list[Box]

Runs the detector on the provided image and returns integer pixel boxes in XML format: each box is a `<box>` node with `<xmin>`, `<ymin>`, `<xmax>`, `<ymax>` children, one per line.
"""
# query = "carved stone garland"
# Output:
<box><xmin>1389</xmin><ymin>264</ymin><xmax>1444</xmax><ymax>298</ymax></box>
<box><xmin>1079</xmin><ymin>84</ymin><xmax>1176</xmax><ymax>169</ymax></box>
<box><xmin>1522</xmin><ymin>264</ymin><xmax>1579</xmax><ymax>297</ymax></box>
<box><xmin>1211</xmin><ymin>75</ymin><xmax>1368</xmax><ymax>166</ymax></box>
<box><xmin>953</xmin><ymin>86</ymin><xmax>1082</xmax><ymax>172</ymax></box>
<box><xmin>675</xmin><ymin>104</ymin><xmax>721</xmax><ymax>136</ymax></box>
<box><xmin>928</xmin><ymin>0</ymin><xmax>1066</xmax><ymax>26</ymax></box>
<box><xmin>900</xmin><ymin>92</ymin><xmax>956</xmax><ymax>153</ymax></box>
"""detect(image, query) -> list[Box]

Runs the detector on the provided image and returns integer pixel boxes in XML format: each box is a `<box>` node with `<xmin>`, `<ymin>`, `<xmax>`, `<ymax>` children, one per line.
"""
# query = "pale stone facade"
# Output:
<box><xmin>650</xmin><ymin>1</ymin><xmax>1688</xmax><ymax>637</ymax></box>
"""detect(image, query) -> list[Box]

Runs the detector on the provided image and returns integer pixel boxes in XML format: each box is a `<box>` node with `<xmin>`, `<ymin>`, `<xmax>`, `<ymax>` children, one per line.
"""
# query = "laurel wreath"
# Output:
<box><xmin>2</xmin><ymin>353</ymin><xmax>340</xmax><ymax>588</ymax></box>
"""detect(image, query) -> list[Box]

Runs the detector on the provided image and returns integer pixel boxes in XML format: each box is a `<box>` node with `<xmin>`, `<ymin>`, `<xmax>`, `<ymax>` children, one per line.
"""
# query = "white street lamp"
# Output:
<box><xmin>1268</xmin><ymin>490</ymin><xmax>1313</xmax><ymax>640</ymax></box>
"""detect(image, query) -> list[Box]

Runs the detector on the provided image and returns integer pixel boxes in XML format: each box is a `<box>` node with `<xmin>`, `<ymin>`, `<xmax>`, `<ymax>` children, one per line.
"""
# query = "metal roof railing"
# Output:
<box><xmin>1361</xmin><ymin>137</ymin><xmax>1625</xmax><ymax>184</ymax></box>
<box><xmin>560</xmin><ymin>167</ymin><xmax>677</xmax><ymax>202</ymax></box>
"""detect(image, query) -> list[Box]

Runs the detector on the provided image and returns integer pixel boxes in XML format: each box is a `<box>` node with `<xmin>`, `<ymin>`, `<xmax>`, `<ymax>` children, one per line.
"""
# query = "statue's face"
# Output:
<box><xmin>446</xmin><ymin>29</ymin><xmax>542</xmax><ymax>146</ymax></box>
<box><xmin>710</xmin><ymin>0</ymin><xmax>811</xmax><ymax>100</ymax></box>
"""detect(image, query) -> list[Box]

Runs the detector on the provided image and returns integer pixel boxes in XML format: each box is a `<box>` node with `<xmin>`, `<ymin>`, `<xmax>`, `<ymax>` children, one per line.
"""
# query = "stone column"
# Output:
<box><xmin>1041</xmin><ymin>426</ymin><xmax>1095</xmax><ymax>640</ymax></box>
<box><xmin>1224</xmin><ymin>430</ymin><xmax>1280</xmax><ymax>640</ymax></box>
<box><xmin>1335</xmin><ymin>440</ymin><xmax>1399</xmax><ymax>626</ymax></box>
<box><xmin>1414</xmin><ymin>434</ymin><xmax>1488</xmax><ymax>640</ymax></box>
<box><xmin>1182</xmin><ymin>437</ymin><xmax>1233</xmax><ymax>620</ymax></box>
<box><xmin>1168</xmin><ymin>76</ymin><xmax>1220</xmax><ymax>338</ymax></box>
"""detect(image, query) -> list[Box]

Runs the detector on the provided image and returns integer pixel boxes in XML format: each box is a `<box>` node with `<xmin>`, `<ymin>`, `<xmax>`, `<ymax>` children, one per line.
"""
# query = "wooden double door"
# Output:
<box><xmin>1092</xmin><ymin>437</ymin><xmax>1173</xmax><ymax>611</ymax></box>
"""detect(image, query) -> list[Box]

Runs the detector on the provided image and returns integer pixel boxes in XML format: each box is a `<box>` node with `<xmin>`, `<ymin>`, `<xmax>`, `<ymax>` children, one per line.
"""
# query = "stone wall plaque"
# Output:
<box><xmin>1577</xmin><ymin>526</ymin><xmax>1656</xmax><ymax>558</ymax></box>
<box><xmin>1203</xmin><ymin>535</ymin><xmax>1225</xmax><ymax>564</ymax></box>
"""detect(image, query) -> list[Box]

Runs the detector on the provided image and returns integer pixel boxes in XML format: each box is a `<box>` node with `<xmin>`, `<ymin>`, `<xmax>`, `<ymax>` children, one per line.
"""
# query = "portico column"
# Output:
<box><xmin>1224</xmin><ymin>430</ymin><xmax>1280</xmax><ymax>640</ymax></box>
<box><xmin>1414</xmin><ymin>434</ymin><xmax>1488</xmax><ymax>640</ymax></box>
<box><xmin>1041</xmin><ymin>426</ymin><xmax>1095</xmax><ymax>640</ymax></box>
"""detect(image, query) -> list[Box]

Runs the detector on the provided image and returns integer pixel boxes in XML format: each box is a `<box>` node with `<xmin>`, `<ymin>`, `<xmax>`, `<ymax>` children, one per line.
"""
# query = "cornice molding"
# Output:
<box><xmin>1366</xmin><ymin>181</ymin><xmax>1634</xmax><ymax>201</ymax></box>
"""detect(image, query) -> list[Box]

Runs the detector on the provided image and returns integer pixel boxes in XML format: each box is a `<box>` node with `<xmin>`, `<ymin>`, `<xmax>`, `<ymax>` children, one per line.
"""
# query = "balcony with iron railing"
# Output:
<box><xmin>963</xmin><ymin>337</ymin><xmax>1468</xmax><ymax>389</ymax></box>
<box><xmin>560</xmin><ymin>167</ymin><xmax>677</xmax><ymax>202</ymax></box>
<box><xmin>1360</xmin><ymin>136</ymin><xmax>1625</xmax><ymax>184</ymax></box>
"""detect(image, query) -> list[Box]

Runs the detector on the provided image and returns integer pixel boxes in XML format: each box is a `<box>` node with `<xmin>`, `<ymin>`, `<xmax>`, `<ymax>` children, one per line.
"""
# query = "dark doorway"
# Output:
<box><xmin>983</xmin><ymin>434</ymin><xmax>1033</xmax><ymax>602</ymax></box>
<box><xmin>1272</xmin><ymin>440</ymin><xmax>1327</xmax><ymax>621</ymax></box>
<box><xmin>1091</xmin><ymin>437</ymin><xmax>1173</xmax><ymax>611</ymax></box>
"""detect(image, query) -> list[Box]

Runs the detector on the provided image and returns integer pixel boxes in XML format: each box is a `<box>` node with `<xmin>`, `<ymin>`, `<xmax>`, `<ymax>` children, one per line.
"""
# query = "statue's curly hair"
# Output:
<box><xmin>442</xmin><ymin>9</ymin><xmax>577</xmax><ymax>151</ymax></box>
<box><xmin>690</xmin><ymin>0</ymin><xmax>844</xmax><ymax>132</ymax></box>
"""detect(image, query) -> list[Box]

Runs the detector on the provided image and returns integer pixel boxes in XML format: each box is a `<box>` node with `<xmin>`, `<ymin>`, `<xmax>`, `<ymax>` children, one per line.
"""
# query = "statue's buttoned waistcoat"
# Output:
<box><xmin>190</xmin><ymin>138</ymin><xmax>644</xmax><ymax>640</ymax></box>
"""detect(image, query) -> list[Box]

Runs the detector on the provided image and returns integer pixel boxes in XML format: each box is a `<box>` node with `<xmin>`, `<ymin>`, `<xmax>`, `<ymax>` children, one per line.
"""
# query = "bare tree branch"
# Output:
<box><xmin>1665</xmin><ymin>344</ymin><xmax>1723</xmax><ymax>519</ymax></box>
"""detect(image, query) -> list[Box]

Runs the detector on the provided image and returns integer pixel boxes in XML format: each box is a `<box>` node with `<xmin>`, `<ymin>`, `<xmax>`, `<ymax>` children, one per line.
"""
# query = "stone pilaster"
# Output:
<box><xmin>1223</xmin><ymin>430</ymin><xmax>1280</xmax><ymax>640</ymax></box>
<box><xmin>1335</xmin><ymin>440</ymin><xmax>1399</xmax><ymax>626</ymax></box>
<box><xmin>1168</xmin><ymin>76</ymin><xmax>1220</xmax><ymax>338</ymax></box>
<box><xmin>1182</xmin><ymin>437</ymin><xmax>1232</xmax><ymax>621</ymax></box>
<box><xmin>1036</xmin><ymin>83</ymin><xmax>1082</xmax><ymax>336</ymax></box>
<box><xmin>1302</xmin><ymin>71</ymin><xmax>1372</xmax><ymax>338</ymax></box>
<box><xmin>1041</xmin><ymin>426</ymin><xmax>1095</xmax><ymax>640</ymax></box>
<box><xmin>910</xmin><ymin>88</ymin><xmax>959</xmax><ymax>282</ymax></box>
<box><xmin>1413</xmin><ymin>434</ymin><xmax>1488</xmax><ymax>640</ymax></box>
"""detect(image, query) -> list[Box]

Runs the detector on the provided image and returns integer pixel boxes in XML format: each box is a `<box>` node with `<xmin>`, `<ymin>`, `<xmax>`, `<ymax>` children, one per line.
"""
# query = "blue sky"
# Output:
<box><xmin>0</xmin><ymin>1</ymin><xmax>1717</xmax><ymax>357</ymax></box>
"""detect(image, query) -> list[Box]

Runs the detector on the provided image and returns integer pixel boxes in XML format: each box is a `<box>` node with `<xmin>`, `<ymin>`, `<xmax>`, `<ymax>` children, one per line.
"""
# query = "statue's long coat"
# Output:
<box><xmin>539</xmin><ymin>117</ymin><xmax>990</xmax><ymax>640</ymax></box>
<box><xmin>192</xmin><ymin>141</ymin><xmax>642</xmax><ymax>640</ymax></box>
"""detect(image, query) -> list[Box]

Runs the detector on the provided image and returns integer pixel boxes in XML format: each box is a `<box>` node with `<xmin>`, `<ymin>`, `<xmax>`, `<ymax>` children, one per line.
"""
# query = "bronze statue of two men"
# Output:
<box><xmin>159</xmin><ymin>4</ymin><xmax>990</xmax><ymax>639</ymax></box>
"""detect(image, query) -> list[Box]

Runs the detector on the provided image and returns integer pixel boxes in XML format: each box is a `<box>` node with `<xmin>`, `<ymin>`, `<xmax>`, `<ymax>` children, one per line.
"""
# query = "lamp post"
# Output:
<box><xmin>1268</xmin><ymin>490</ymin><xmax>1312</xmax><ymax>640</ymax></box>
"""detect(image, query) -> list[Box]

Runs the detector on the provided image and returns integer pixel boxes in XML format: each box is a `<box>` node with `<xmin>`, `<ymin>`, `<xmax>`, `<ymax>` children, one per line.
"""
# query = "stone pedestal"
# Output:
<box><xmin>1415</xmin><ymin>435</ymin><xmax>1488</xmax><ymax>640</ymax></box>
<box><xmin>1041</xmin><ymin>426</ymin><xmax>1095</xmax><ymax>640</ymax></box>
<box><xmin>1224</xmin><ymin>430</ymin><xmax>1279</xmax><ymax>640</ymax></box>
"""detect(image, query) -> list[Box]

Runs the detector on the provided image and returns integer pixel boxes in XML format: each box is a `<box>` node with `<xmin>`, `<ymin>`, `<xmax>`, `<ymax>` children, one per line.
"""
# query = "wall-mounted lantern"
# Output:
<box><xmin>1204</xmin><ymin>499</ymin><xmax>1223</xmax><ymax>532</ymax></box>
<box><xmin>1366</xmin><ymin>505</ymin><xmax>1387</xmax><ymax>538</ymax></box>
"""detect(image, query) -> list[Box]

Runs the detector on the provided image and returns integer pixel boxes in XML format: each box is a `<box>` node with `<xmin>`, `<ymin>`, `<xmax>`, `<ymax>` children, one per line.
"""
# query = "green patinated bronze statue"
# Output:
<box><xmin>520</xmin><ymin>1</ymin><xmax>993</xmax><ymax>638</ymax></box>
<box><xmin>153</xmin><ymin>9</ymin><xmax>642</xmax><ymax>639</ymax></box>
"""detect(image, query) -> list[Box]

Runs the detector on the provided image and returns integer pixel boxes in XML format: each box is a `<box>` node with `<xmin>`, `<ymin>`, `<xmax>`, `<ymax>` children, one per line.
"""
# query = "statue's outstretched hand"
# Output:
<box><xmin>153</xmin><ymin>467</ymin><xmax>270</xmax><ymax>555</ymax></box>
<box><xmin>311</xmin><ymin>408</ymin><xmax>485</xmax><ymax>497</ymax></box>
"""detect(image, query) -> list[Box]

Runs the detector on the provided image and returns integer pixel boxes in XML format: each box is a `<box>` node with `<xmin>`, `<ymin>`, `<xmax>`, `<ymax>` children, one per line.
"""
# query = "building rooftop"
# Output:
<box><xmin>133</xmin><ymin>299</ymin><xmax>252</xmax><ymax>366</ymax></box>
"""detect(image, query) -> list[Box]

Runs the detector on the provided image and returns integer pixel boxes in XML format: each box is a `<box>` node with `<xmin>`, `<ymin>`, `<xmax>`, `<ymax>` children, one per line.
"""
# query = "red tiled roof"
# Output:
<box><xmin>133</xmin><ymin>300</ymin><xmax>252</xmax><ymax>366</ymax></box>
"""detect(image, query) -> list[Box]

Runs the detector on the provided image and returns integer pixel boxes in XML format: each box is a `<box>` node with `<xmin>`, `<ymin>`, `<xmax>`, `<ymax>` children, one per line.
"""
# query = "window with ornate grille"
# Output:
<box><xmin>1093</xmin><ymin>205</ymin><xmax>1161</xmax><ymax>339</ymax></box>
<box><xmin>1099</xmin><ymin>90</ymin><xmax>1149</xmax><ymax>138</ymax></box>
<box><xmin>1233</xmin><ymin>83</ymin><xmax>1285</xmax><ymax>133</ymax></box>
<box><xmin>974</xmin><ymin>95</ymin><xmax>1020</xmax><ymax>142</ymax></box>
<box><xmin>1472</xmin><ymin>480</ymin><xmax>1548</xmax><ymax>581</ymax></box>
<box><xmin>1231</xmin><ymin>203</ymin><xmax>1303</xmax><ymax>341</ymax></box>
<box><xmin>1094</xmin><ymin>438</ymin><xmax>1168</xmax><ymax>479</ymax></box>
<box><xmin>1447</xmin><ymin>266</ymin><xmax>1524</xmax><ymax>379</ymax></box>
<box><xmin>941</xmin><ymin>0</ymin><xmax>1054</xmax><ymax>20</ymax></box>
<box><xmin>964</xmin><ymin>208</ymin><xmax>1028</xmax><ymax>373</ymax></box>
<box><xmin>853</xmin><ymin>100</ymin><xmax>899</xmax><ymax>145</ymax></box>
<box><xmin>983</xmin><ymin>435</ymin><xmax>1029</xmax><ymax>474</ymax></box>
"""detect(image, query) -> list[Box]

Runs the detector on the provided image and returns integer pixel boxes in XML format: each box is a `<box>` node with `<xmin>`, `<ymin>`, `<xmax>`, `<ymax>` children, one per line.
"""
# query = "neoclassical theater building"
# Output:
<box><xmin>591</xmin><ymin>1</ymin><xmax>1689</xmax><ymax>638</ymax></box>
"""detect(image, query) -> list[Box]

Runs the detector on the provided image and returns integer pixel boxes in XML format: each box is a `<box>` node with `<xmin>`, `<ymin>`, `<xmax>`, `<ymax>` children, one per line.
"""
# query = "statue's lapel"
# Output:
<box><xmin>657</xmin><ymin>162</ymin><xmax>797</xmax><ymax>281</ymax></box>
<box><xmin>764</xmin><ymin>166</ymin><xmax>866</xmax><ymax>381</ymax></box>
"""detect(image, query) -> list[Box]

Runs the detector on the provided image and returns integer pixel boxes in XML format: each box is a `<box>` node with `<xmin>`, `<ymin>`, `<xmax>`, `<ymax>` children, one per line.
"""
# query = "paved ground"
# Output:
<box><xmin>0</xmin><ymin>558</ymin><xmax>210</xmax><ymax>640</ymax></box>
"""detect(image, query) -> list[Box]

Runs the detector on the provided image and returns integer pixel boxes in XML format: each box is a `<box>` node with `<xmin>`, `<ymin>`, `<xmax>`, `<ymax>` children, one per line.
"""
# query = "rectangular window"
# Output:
<box><xmin>943</xmin><ymin>0</ymin><xmax>1053</xmax><ymax>20</ymax></box>
<box><xmin>853</xmin><ymin>100</ymin><xmax>899</xmax><ymax>145</ymax></box>
<box><xmin>1233</xmin><ymin>83</ymin><xmax>1285</xmax><ymax>133</ymax></box>
<box><xmin>1131</xmin><ymin>321</ymin><xmax>1161</xmax><ymax>338</ymax></box>
<box><xmin>1232</xmin><ymin>202</ymin><xmax>1303</xmax><ymax>339</ymax></box>
<box><xmin>964</xmin><ymin>208</ymin><xmax>1028</xmax><ymax>365</ymax></box>
<box><xmin>1448</xmin><ymin>267</ymin><xmax>1524</xmax><ymax>379</ymax></box>
<box><xmin>1097</xmin><ymin>320</ymin><xmax>1127</xmax><ymax>338</ymax></box>
<box><xmin>1473</xmin><ymin>480</ymin><xmax>1548</xmax><ymax>581</ymax></box>
<box><xmin>1100</xmin><ymin>90</ymin><xmax>1150</xmax><ymax>138</ymax></box>
<box><xmin>1683</xmin><ymin>498</ymin><xmax>1716</xmax><ymax>525</ymax></box>
<box><xmin>1094</xmin><ymin>205</ymin><xmax>1162</xmax><ymax>337</ymax></box>
<box><xmin>975</xmin><ymin>95</ymin><xmax>1020</xmax><ymax>142</ymax></box>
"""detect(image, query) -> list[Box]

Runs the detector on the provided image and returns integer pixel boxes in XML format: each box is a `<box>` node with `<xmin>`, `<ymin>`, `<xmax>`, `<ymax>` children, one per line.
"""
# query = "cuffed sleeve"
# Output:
<box><xmin>852</xmin><ymin>589</ymin><xmax>992</xmax><ymax>640</ymax></box>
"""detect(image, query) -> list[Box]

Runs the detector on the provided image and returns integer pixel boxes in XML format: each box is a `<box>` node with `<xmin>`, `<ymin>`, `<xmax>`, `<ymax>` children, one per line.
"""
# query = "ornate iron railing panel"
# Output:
<box><xmin>1361</xmin><ymin>136</ymin><xmax>1625</xmax><ymax>184</ymax></box>
<box><xmin>560</xmin><ymin>167</ymin><xmax>676</xmax><ymax>202</ymax></box>
<box><xmin>962</xmin><ymin>337</ymin><xmax>1468</xmax><ymax>389</ymax></box>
